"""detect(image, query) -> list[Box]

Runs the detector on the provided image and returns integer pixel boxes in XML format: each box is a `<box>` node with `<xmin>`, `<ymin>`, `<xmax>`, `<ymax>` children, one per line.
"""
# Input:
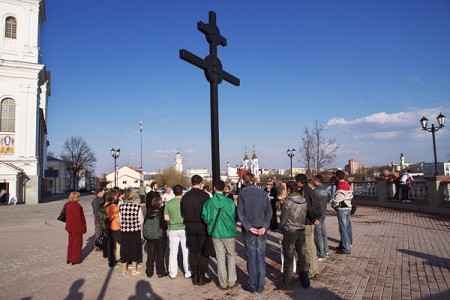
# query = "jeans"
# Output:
<box><xmin>401</xmin><ymin>184</ymin><xmax>409</xmax><ymax>200</ymax></box>
<box><xmin>282</xmin><ymin>229</ymin><xmax>307</xmax><ymax>288</ymax></box>
<box><xmin>146</xmin><ymin>234</ymin><xmax>167</xmax><ymax>276</ymax></box>
<box><xmin>337</xmin><ymin>209</ymin><xmax>352</xmax><ymax>253</ymax></box>
<box><xmin>185</xmin><ymin>223</ymin><xmax>209</xmax><ymax>275</ymax></box>
<box><xmin>242</xmin><ymin>230</ymin><xmax>267</xmax><ymax>293</ymax></box>
<box><xmin>168</xmin><ymin>230</ymin><xmax>191</xmax><ymax>278</ymax></box>
<box><xmin>314</xmin><ymin>216</ymin><xmax>329</xmax><ymax>258</ymax></box>
<box><xmin>212</xmin><ymin>238</ymin><xmax>237</xmax><ymax>288</ymax></box>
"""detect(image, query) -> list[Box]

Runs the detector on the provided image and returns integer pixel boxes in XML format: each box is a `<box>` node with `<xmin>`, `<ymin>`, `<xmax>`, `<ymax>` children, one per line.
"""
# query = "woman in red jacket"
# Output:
<box><xmin>64</xmin><ymin>191</ymin><xmax>87</xmax><ymax>264</ymax></box>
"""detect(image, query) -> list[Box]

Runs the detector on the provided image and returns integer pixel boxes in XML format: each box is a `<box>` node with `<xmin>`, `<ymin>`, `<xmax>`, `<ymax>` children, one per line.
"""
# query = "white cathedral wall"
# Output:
<box><xmin>0</xmin><ymin>0</ymin><xmax>41</xmax><ymax>63</ymax></box>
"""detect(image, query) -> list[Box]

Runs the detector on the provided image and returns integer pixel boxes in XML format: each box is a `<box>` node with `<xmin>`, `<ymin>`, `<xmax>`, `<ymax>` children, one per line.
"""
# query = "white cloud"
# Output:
<box><xmin>327</xmin><ymin>108</ymin><xmax>448</xmax><ymax>131</ymax></box>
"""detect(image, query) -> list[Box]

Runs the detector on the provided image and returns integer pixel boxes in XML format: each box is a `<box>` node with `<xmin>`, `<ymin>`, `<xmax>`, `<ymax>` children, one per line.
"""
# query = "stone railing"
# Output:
<box><xmin>347</xmin><ymin>176</ymin><xmax>450</xmax><ymax>215</ymax></box>
<box><xmin>350</xmin><ymin>181</ymin><xmax>378</xmax><ymax>197</ymax></box>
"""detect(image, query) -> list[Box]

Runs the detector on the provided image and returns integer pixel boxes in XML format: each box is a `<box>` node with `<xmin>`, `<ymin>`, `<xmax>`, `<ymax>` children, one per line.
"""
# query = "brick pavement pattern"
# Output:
<box><xmin>0</xmin><ymin>195</ymin><xmax>449</xmax><ymax>300</ymax></box>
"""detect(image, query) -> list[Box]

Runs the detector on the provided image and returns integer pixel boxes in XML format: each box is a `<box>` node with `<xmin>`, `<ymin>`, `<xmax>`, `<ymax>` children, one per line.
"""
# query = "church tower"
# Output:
<box><xmin>174</xmin><ymin>151</ymin><xmax>183</xmax><ymax>173</ymax></box>
<box><xmin>250</xmin><ymin>146</ymin><xmax>259</xmax><ymax>177</ymax></box>
<box><xmin>0</xmin><ymin>0</ymin><xmax>50</xmax><ymax>204</ymax></box>
<box><xmin>242</xmin><ymin>147</ymin><xmax>249</xmax><ymax>169</ymax></box>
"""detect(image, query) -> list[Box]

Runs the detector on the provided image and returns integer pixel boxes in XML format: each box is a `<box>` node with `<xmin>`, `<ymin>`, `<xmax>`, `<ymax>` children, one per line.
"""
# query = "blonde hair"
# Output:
<box><xmin>69</xmin><ymin>191</ymin><xmax>80</xmax><ymax>202</ymax></box>
<box><xmin>125</xmin><ymin>190</ymin><xmax>136</xmax><ymax>201</ymax></box>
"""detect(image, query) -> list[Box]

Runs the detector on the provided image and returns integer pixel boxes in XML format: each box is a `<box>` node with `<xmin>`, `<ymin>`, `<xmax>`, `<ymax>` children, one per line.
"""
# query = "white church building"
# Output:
<box><xmin>0</xmin><ymin>0</ymin><xmax>50</xmax><ymax>204</ymax></box>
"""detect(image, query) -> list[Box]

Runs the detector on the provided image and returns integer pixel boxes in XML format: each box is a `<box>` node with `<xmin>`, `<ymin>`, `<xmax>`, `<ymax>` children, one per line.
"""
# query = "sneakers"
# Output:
<box><xmin>131</xmin><ymin>270</ymin><xmax>141</xmax><ymax>276</ymax></box>
<box><xmin>318</xmin><ymin>257</ymin><xmax>324</xmax><ymax>261</ymax></box>
<box><xmin>325</xmin><ymin>253</ymin><xmax>330</xmax><ymax>259</ymax></box>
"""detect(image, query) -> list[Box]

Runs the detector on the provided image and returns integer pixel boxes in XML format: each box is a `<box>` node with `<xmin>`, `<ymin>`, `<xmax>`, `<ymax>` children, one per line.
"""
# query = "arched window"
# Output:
<box><xmin>0</xmin><ymin>98</ymin><xmax>16</xmax><ymax>132</ymax></box>
<box><xmin>5</xmin><ymin>17</ymin><xmax>17</xmax><ymax>39</ymax></box>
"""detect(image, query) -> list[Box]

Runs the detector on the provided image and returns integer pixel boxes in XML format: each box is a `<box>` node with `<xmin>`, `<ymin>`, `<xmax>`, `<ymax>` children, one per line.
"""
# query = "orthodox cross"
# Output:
<box><xmin>180</xmin><ymin>11</ymin><xmax>240</xmax><ymax>187</ymax></box>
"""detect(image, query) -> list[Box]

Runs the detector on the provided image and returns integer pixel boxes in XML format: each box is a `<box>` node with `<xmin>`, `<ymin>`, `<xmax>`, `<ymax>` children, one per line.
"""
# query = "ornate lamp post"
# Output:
<box><xmin>111</xmin><ymin>148</ymin><xmax>120</xmax><ymax>187</ymax></box>
<box><xmin>139</xmin><ymin>120</ymin><xmax>143</xmax><ymax>173</ymax></box>
<box><xmin>287</xmin><ymin>148</ymin><xmax>296</xmax><ymax>179</ymax></box>
<box><xmin>420</xmin><ymin>113</ymin><xmax>446</xmax><ymax>175</ymax></box>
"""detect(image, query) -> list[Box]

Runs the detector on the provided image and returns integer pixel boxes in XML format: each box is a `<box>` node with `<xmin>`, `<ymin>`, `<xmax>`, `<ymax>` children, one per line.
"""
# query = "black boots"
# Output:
<box><xmin>192</xmin><ymin>273</ymin><xmax>199</xmax><ymax>285</ymax></box>
<box><xmin>198</xmin><ymin>274</ymin><xmax>212</xmax><ymax>286</ymax></box>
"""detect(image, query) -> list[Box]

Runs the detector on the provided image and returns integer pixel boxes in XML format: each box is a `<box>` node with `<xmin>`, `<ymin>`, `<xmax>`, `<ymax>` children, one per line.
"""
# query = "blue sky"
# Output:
<box><xmin>41</xmin><ymin>0</ymin><xmax>450</xmax><ymax>176</ymax></box>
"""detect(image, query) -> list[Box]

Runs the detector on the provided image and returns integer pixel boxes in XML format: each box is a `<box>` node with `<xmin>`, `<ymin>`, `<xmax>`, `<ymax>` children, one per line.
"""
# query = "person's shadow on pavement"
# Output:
<box><xmin>64</xmin><ymin>279</ymin><xmax>84</xmax><ymax>300</ymax></box>
<box><xmin>129</xmin><ymin>280</ymin><xmax>162</xmax><ymax>300</ymax></box>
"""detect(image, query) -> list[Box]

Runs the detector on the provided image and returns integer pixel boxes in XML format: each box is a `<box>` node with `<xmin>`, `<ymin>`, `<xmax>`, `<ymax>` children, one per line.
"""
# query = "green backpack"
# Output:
<box><xmin>97</xmin><ymin>203</ymin><xmax>112</xmax><ymax>237</ymax></box>
<box><xmin>143</xmin><ymin>216</ymin><xmax>163</xmax><ymax>240</ymax></box>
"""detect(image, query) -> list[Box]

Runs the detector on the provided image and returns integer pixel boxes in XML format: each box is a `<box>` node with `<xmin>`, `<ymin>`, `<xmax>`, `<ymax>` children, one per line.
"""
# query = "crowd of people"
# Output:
<box><xmin>61</xmin><ymin>171</ymin><xmax>354</xmax><ymax>293</ymax></box>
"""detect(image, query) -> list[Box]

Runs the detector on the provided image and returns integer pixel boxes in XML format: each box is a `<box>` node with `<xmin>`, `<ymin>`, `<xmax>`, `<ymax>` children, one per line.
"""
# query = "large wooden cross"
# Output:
<box><xmin>180</xmin><ymin>11</ymin><xmax>240</xmax><ymax>187</ymax></box>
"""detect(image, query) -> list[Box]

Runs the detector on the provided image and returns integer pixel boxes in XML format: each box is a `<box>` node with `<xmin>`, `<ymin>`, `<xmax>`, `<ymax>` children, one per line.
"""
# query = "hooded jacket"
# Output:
<box><xmin>201</xmin><ymin>193</ymin><xmax>237</xmax><ymax>239</ymax></box>
<box><xmin>280</xmin><ymin>194</ymin><xmax>308</xmax><ymax>231</ymax></box>
<box><xmin>332</xmin><ymin>180</ymin><xmax>353</xmax><ymax>210</ymax></box>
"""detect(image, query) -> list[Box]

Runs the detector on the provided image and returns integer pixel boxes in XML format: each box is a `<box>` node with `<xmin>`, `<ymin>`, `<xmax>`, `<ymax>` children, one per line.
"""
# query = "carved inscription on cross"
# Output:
<box><xmin>180</xmin><ymin>11</ymin><xmax>240</xmax><ymax>186</ymax></box>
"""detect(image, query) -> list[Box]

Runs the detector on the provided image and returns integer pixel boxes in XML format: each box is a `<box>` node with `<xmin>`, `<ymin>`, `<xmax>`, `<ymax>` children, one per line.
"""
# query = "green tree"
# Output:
<box><xmin>153</xmin><ymin>166</ymin><xmax>189</xmax><ymax>187</ymax></box>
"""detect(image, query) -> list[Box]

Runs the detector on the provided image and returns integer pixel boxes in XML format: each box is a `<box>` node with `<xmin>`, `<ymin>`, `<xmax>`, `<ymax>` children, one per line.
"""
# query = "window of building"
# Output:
<box><xmin>0</xmin><ymin>98</ymin><xmax>16</xmax><ymax>132</ymax></box>
<box><xmin>5</xmin><ymin>17</ymin><xmax>17</xmax><ymax>39</ymax></box>
<box><xmin>122</xmin><ymin>181</ymin><xmax>127</xmax><ymax>185</ymax></box>
<box><xmin>134</xmin><ymin>180</ymin><xmax>139</xmax><ymax>183</ymax></box>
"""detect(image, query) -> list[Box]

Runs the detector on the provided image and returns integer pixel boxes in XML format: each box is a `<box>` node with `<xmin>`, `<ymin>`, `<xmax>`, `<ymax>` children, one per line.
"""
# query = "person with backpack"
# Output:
<box><xmin>105</xmin><ymin>191</ymin><xmax>121</xmax><ymax>267</ymax></box>
<box><xmin>144</xmin><ymin>195</ymin><xmax>169</xmax><ymax>278</ymax></box>
<box><xmin>91</xmin><ymin>188</ymin><xmax>105</xmax><ymax>251</ymax></box>
<box><xmin>278</xmin><ymin>181</ymin><xmax>311</xmax><ymax>290</ymax></box>
<box><xmin>97</xmin><ymin>189</ymin><xmax>116</xmax><ymax>259</ymax></box>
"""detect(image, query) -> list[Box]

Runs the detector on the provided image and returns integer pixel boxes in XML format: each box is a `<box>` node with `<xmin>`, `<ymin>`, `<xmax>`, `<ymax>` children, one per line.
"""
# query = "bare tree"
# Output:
<box><xmin>299</xmin><ymin>127</ymin><xmax>314</xmax><ymax>173</ymax></box>
<box><xmin>60</xmin><ymin>136</ymin><xmax>96</xmax><ymax>190</ymax></box>
<box><xmin>300</xmin><ymin>121</ymin><xmax>339</xmax><ymax>173</ymax></box>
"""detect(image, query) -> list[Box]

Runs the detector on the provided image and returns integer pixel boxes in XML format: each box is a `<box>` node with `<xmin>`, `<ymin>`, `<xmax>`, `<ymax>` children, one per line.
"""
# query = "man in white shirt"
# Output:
<box><xmin>162</xmin><ymin>186</ymin><xmax>175</xmax><ymax>205</ymax></box>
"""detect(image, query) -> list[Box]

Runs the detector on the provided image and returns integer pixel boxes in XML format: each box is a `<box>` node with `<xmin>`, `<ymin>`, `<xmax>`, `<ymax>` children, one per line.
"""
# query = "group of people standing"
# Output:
<box><xmin>62</xmin><ymin>170</ymin><xmax>354</xmax><ymax>293</ymax></box>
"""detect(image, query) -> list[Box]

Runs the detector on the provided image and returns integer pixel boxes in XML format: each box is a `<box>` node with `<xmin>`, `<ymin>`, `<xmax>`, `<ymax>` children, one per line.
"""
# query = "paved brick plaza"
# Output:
<box><xmin>0</xmin><ymin>195</ymin><xmax>449</xmax><ymax>300</ymax></box>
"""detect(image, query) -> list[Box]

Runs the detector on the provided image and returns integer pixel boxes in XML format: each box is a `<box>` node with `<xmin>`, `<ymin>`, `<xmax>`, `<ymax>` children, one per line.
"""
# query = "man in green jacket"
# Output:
<box><xmin>201</xmin><ymin>180</ymin><xmax>238</xmax><ymax>291</ymax></box>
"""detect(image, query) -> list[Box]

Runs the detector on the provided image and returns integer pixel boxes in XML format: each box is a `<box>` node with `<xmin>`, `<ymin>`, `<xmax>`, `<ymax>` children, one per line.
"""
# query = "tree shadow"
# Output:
<box><xmin>397</xmin><ymin>249</ymin><xmax>450</xmax><ymax>269</ymax></box>
<box><xmin>63</xmin><ymin>279</ymin><xmax>84</xmax><ymax>300</ymax></box>
<box><xmin>128</xmin><ymin>280</ymin><xmax>163</xmax><ymax>300</ymax></box>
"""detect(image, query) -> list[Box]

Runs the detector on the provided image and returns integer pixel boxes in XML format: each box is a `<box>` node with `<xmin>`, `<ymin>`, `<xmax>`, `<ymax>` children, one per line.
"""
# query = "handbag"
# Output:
<box><xmin>203</xmin><ymin>208</ymin><xmax>221</xmax><ymax>257</ymax></box>
<box><xmin>57</xmin><ymin>203</ymin><xmax>68</xmax><ymax>222</ymax></box>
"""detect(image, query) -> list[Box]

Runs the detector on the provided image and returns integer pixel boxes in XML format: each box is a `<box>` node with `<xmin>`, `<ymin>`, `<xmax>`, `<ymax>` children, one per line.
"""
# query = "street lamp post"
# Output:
<box><xmin>420</xmin><ymin>112</ymin><xmax>446</xmax><ymax>176</ymax></box>
<box><xmin>287</xmin><ymin>148</ymin><xmax>296</xmax><ymax>179</ymax></box>
<box><xmin>111</xmin><ymin>148</ymin><xmax>120</xmax><ymax>187</ymax></box>
<box><xmin>139</xmin><ymin>121</ymin><xmax>143</xmax><ymax>173</ymax></box>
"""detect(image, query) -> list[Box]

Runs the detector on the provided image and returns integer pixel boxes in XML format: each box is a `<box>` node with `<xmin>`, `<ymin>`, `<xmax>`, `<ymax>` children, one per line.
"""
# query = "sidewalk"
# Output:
<box><xmin>0</xmin><ymin>195</ymin><xmax>449</xmax><ymax>299</ymax></box>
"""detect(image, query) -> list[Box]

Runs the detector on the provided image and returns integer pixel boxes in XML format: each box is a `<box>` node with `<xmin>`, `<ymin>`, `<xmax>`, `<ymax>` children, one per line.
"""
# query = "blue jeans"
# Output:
<box><xmin>242</xmin><ymin>230</ymin><xmax>267</xmax><ymax>292</ymax></box>
<box><xmin>337</xmin><ymin>209</ymin><xmax>352</xmax><ymax>253</ymax></box>
<box><xmin>314</xmin><ymin>216</ymin><xmax>329</xmax><ymax>258</ymax></box>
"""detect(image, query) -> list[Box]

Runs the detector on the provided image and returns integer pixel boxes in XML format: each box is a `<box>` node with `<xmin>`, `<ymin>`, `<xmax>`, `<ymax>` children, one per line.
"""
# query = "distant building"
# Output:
<box><xmin>346</xmin><ymin>159</ymin><xmax>368</xmax><ymax>175</ymax></box>
<box><xmin>106</xmin><ymin>166</ymin><xmax>141</xmax><ymax>189</ymax></box>
<box><xmin>44</xmin><ymin>156</ymin><xmax>68</xmax><ymax>194</ymax></box>
<box><xmin>0</xmin><ymin>0</ymin><xmax>50</xmax><ymax>203</ymax></box>
<box><xmin>423</xmin><ymin>162</ymin><xmax>450</xmax><ymax>176</ymax></box>
<box><xmin>186</xmin><ymin>168</ymin><xmax>211</xmax><ymax>182</ymax></box>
